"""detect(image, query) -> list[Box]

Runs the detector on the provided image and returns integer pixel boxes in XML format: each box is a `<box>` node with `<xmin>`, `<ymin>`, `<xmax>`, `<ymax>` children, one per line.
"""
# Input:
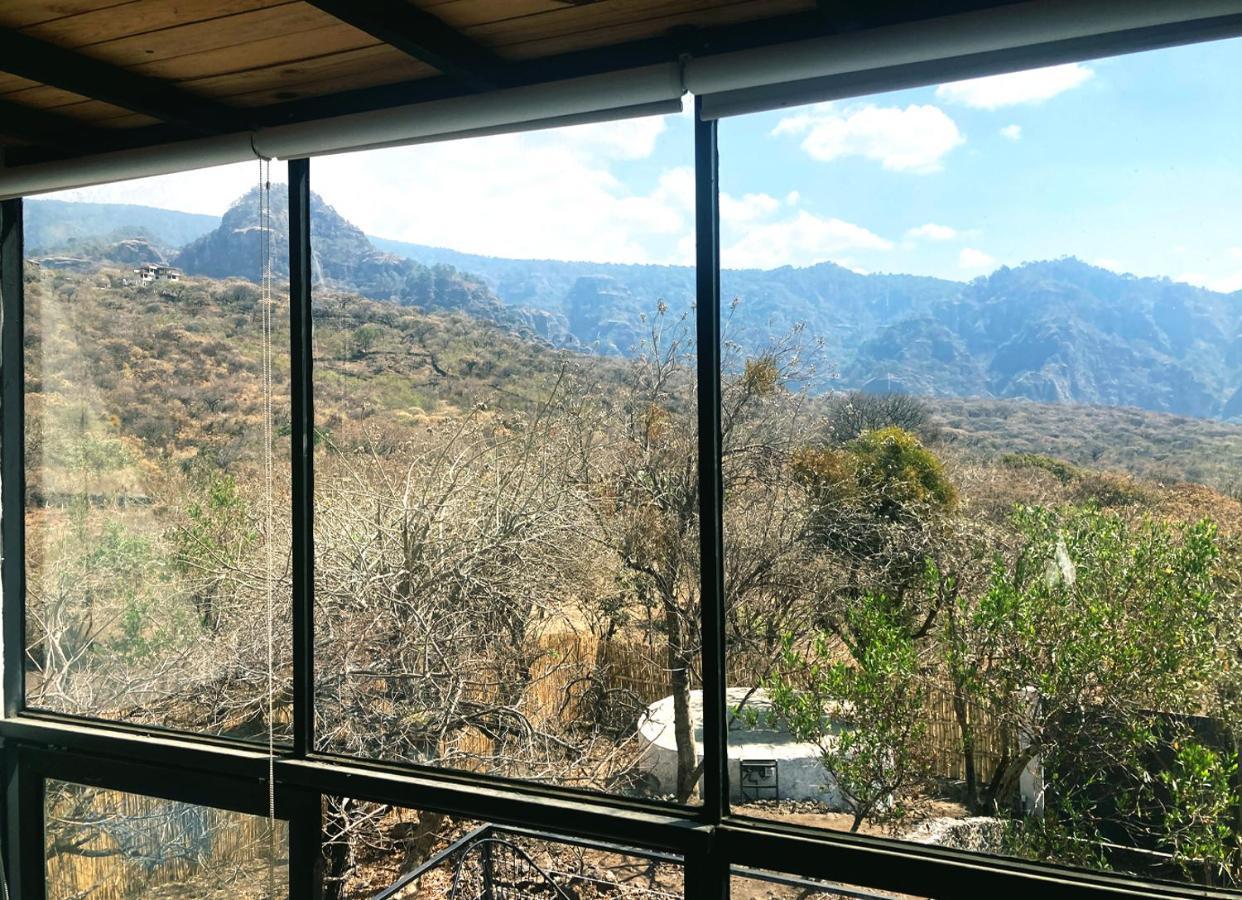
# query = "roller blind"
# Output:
<box><xmin>0</xmin><ymin>65</ymin><xmax>684</xmax><ymax>200</ymax></box>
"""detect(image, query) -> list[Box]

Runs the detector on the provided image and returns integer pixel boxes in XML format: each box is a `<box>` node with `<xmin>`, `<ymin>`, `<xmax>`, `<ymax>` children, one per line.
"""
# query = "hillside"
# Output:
<box><xmin>25</xmin><ymin>264</ymin><xmax>598</xmax><ymax>497</ymax></box>
<box><xmin>23</xmin><ymin>259</ymin><xmax>1242</xmax><ymax>498</ymax></box>
<box><xmin>847</xmin><ymin>259</ymin><xmax>1242</xmax><ymax>419</ymax></box>
<box><xmin>931</xmin><ymin>396</ymin><xmax>1242</xmax><ymax>491</ymax></box>
<box><xmin>373</xmin><ymin>234</ymin><xmax>961</xmax><ymax>361</ymax></box>
<box><xmin>26</xmin><ymin>194</ymin><xmax>1242</xmax><ymax>420</ymax></box>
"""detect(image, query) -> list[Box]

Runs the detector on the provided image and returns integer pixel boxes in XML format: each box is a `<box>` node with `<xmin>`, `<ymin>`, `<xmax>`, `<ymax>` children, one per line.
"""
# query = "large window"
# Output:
<box><xmin>3</xmin><ymin>23</ymin><xmax>1242</xmax><ymax>900</ymax></box>
<box><xmin>22</xmin><ymin>164</ymin><xmax>292</xmax><ymax>740</ymax></box>
<box><xmin>320</xmin><ymin>801</ymin><xmax>684</xmax><ymax>899</ymax></box>
<box><xmin>308</xmin><ymin>119</ymin><xmax>702</xmax><ymax>801</ymax></box>
<box><xmin>719</xmin><ymin>35</ymin><xmax>1242</xmax><ymax>890</ymax></box>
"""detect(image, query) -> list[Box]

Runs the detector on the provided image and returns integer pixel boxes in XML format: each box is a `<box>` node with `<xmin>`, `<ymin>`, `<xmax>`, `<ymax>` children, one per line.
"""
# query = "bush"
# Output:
<box><xmin>826</xmin><ymin>391</ymin><xmax>940</xmax><ymax>444</ymax></box>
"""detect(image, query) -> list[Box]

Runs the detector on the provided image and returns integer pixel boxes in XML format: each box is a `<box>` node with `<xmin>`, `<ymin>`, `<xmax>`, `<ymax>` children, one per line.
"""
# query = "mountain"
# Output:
<box><xmin>371</xmin><ymin>235</ymin><xmax>961</xmax><ymax>361</ymax></box>
<box><xmin>372</xmin><ymin>237</ymin><xmax>1242</xmax><ymax>418</ymax></box>
<box><xmin>25</xmin><ymin>199</ymin><xmax>217</xmax><ymax>253</ymax></box>
<box><xmin>24</xmin><ymin>195</ymin><xmax>1242</xmax><ymax>420</ymax></box>
<box><xmin>172</xmin><ymin>188</ymin><xmax>541</xmax><ymax>338</ymax></box>
<box><xmin>843</xmin><ymin>259</ymin><xmax>1242</xmax><ymax>418</ymax></box>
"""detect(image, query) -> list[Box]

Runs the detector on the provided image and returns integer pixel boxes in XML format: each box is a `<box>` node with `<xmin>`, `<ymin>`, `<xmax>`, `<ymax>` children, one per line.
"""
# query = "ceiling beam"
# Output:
<box><xmin>303</xmin><ymin>0</ymin><xmax>509</xmax><ymax>92</ymax></box>
<box><xmin>0</xmin><ymin>28</ymin><xmax>247</xmax><ymax>135</ymax></box>
<box><xmin>0</xmin><ymin>98</ymin><xmax>115</xmax><ymax>153</ymax></box>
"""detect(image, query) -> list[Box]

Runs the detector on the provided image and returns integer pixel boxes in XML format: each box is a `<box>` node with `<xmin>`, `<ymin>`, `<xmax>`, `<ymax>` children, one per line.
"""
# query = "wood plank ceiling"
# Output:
<box><xmin>0</xmin><ymin>0</ymin><xmax>1004</xmax><ymax>164</ymax></box>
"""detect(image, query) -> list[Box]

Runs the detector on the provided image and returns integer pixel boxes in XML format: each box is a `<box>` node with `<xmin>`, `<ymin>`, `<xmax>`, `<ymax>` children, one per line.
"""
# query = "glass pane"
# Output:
<box><xmin>24</xmin><ymin>164</ymin><xmax>292</xmax><ymax>740</ymax></box>
<box><xmin>321</xmin><ymin>798</ymin><xmax>683</xmax><ymax>899</ymax></box>
<box><xmin>731</xmin><ymin>867</ymin><xmax>927</xmax><ymax>900</ymax></box>
<box><xmin>310</xmin><ymin>113</ymin><xmax>703</xmax><ymax>801</ymax></box>
<box><xmin>720</xmin><ymin>38</ymin><xmax>1242</xmax><ymax>890</ymax></box>
<box><xmin>45</xmin><ymin>779</ymin><xmax>287</xmax><ymax>899</ymax></box>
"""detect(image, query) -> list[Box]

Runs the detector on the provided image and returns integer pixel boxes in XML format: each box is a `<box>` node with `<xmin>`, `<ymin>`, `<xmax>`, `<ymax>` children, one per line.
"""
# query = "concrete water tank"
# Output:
<box><xmin>636</xmin><ymin>687</ymin><xmax>852</xmax><ymax>806</ymax></box>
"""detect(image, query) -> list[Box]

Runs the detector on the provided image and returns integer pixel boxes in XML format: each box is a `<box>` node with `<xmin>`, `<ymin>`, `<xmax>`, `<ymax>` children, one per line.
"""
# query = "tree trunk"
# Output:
<box><xmin>322</xmin><ymin>824</ymin><xmax>350</xmax><ymax>900</ymax></box>
<box><xmin>665</xmin><ymin>597</ymin><xmax>698</xmax><ymax>803</ymax></box>
<box><xmin>953</xmin><ymin>690</ymin><xmax>979</xmax><ymax>813</ymax></box>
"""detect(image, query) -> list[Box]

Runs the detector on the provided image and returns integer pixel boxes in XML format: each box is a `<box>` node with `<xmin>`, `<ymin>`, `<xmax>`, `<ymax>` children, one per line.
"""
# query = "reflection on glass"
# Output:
<box><xmin>45</xmin><ymin>780</ymin><xmax>287</xmax><ymax>899</ymax></box>
<box><xmin>720</xmin><ymin>39</ymin><xmax>1242</xmax><ymax>889</ymax></box>
<box><xmin>310</xmin><ymin>117</ymin><xmax>703</xmax><ymax>801</ymax></box>
<box><xmin>23</xmin><ymin>168</ymin><xmax>292</xmax><ymax>740</ymax></box>
<box><xmin>321</xmin><ymin>799</ymin><xmax>683</xmax><ymax>899</ymax></box>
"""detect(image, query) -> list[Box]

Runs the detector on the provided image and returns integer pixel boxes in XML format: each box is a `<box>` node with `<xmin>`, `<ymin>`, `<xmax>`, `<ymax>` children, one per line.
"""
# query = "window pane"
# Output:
<box><xmin>310</xmin><ymin>114</ymin><xmax>703</xmax><ymax>800</ymax></box>
<box><xmin>731</xmin><ymin>867</ymin><xmax>927</xmax><ymax>900</ymax></box>
<box><xmin>24</xmin><ymin>165</ymin><xmax>292</xmax><ymax>740</ymax></box>
<box><xmin>720</xmin><ymin>38</ymin><xmax>1242</xmax><ymax>889</ymax></box>
<box><xmin>321</xmin><ymin>798</ymin><xmax>684</xmax><ymax>899</ymax></box>
<box><xmin>45</xmin><ymin>779</ymin><xmax>287</xmax><ymax>899</ymax></box>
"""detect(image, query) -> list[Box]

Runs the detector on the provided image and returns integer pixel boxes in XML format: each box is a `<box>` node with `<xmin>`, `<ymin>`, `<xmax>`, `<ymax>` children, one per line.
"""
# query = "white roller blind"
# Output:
<box><xmin>0</xmin><ymin>64</ymin><xmax>684</xmax><ymax>200</ymax></box>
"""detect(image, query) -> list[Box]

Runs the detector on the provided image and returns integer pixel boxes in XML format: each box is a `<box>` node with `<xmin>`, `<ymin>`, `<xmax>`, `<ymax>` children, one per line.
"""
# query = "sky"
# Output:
<box><xmin>54</xmin><ymin>35</ymin><xmax>1242</xmax><ymax>289</ymax></box>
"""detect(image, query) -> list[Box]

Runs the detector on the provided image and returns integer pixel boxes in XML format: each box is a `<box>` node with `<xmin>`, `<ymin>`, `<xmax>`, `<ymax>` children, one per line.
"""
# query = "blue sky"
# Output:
<box><xmin>711</xmin><ymin>35</ymin><xmax>1242</xmax><ymax>288</ymax></box>
<box><xmin>57</xmin><ymin>36</ymin><xmax>1242</xmax><ymax>290</ymax></box>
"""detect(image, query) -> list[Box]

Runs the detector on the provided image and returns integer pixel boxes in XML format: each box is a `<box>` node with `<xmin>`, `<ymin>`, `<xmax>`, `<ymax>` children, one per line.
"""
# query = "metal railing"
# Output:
<box><xmin>374</xmin><ymin>824</ymin><xmax>905</xmax><ymax>900</ymax></box>
<box><xmin>374</xmin><ymin>824</ymin><xmax>682</xmax><ymax>900</ymax></box>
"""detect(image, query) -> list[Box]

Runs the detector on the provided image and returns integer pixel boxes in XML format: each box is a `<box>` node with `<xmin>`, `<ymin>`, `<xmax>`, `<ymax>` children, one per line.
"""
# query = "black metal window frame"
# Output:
<box><xmin>0</xmin><ymin>78</ymin><xmax>1240</xmax><ymax>898</ymax></box>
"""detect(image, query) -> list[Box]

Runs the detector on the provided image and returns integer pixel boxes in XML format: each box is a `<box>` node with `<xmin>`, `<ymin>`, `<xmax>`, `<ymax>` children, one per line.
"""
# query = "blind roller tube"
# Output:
<box><xmin>254</xmin><ymin>65</ymin><xmax>683</xmax><ymax>160</ymax></box>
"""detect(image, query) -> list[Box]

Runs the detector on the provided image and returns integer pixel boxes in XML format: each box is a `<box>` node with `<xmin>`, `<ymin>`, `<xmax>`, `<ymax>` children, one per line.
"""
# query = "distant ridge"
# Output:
<box><xmin>25</xmin><ymin>198</ymin><xmax>218</xmax><ymax>253</ymax></box>
<box><xmin>25</xmin><ymin>196</ymin><xmax>1242</xmax><ymax>420</ymax></box>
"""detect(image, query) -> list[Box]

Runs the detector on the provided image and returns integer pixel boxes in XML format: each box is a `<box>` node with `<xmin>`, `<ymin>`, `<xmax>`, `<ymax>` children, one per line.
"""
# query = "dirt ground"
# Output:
<box><xmin>733</xmin><ymin>798</ymin><xmax>968</xmax><ymax>837</ymax></box>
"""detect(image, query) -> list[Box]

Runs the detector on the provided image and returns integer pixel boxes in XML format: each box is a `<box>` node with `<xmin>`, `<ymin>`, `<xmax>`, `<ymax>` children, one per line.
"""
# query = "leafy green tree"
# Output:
<box><xmin>351</xmin><ymin>323</ymin><xmax>384</xmax><ymax>358</ymax></box>
<box><xmin>766</xmin><ymin>594</ymin><xmax>932</xmax><ymax>832</ymax></box>
<box><xmin>794</xmin><ymin>426</ymin><xmax>960</xmax><ymax>647</ymax></box>
<box><xmin>962</xmin><ymin>506</ymin><xmax>1228</xmax><ymax>871</ymax></box>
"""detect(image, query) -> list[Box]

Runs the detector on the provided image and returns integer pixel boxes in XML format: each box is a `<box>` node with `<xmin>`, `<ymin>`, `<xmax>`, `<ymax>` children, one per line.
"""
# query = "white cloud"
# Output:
<box><xmin>1177</xmin><ymin>247</ymin><xmax>1242</xmax><ymax>292</ymax></box>
<box><xmin>306</xmin><ymin>119</ymin><xmax>695</xmax><ymax>265</ymax></box>
<box><xmin>784</xmin><ymin>190</ymin><xmax>801</xmax><ymax>206</ymax></box>
<box><xmin>959</xmin><ymin>247</ymin><xmax>997</xmax><ymax>271</ymax></box>
<box><xmin>720</xmin><ymin>191</ymin><xmax>780</xmax><ymax>225</ymax></box>
<box><xmin>722</xmin><ymin>210</ymin><xmax>892</xmax><ymax>269</ymax></box>
<box><xmin>936</xmin><ymin>63</ymin><xmax>1093</xmax><ymax>110</ymax></box>
<box><xmin>906</xmin><ymin>223</ymin><xmax>958</xmax><ymax>241</ymax></box>
<box><xmin>999</xmin><ymin>124</ymin><xmax>1023</xmax><ymax>141</ymax></box>
<box><xmin>773</xmin><ymin>102</ymin><xmax>964</xmax><ymax>173</ymax></box>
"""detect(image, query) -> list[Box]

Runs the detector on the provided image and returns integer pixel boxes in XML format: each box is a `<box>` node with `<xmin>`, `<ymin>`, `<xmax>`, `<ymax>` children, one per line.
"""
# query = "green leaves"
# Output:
<box><xmin>766</xmin><ymin>595</ymin><xmax>930</xmax><ymax>831</ymax></box>
<box><xmin>1159</xmin><ymin>741</ymin><xmax>1240</xmax><ymax>882</ymax></box>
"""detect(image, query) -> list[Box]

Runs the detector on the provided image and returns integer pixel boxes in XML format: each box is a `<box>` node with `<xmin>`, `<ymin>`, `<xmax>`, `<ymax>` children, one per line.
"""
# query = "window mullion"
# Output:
<box><xmin>289</xmin><ymin>158</ymin><xmax>315</xmax><ymax>760</ymax></box>
<box><xmin>694</xmin><ymin>95</ymin><xmax>728</xmax><ymax>833</ymax></box>
<box><xmin>1</xmin><ymin>197</ymin><xmax>25</xmax><ymax>722</ymax></box>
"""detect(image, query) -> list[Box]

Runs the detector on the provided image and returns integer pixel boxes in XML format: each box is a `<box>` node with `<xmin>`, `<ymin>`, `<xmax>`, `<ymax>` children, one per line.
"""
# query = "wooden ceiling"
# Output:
<box><xmin>0</xmin><ymin>0</ymin><xmax>1013</xmax><ymax>165</ymax></box>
